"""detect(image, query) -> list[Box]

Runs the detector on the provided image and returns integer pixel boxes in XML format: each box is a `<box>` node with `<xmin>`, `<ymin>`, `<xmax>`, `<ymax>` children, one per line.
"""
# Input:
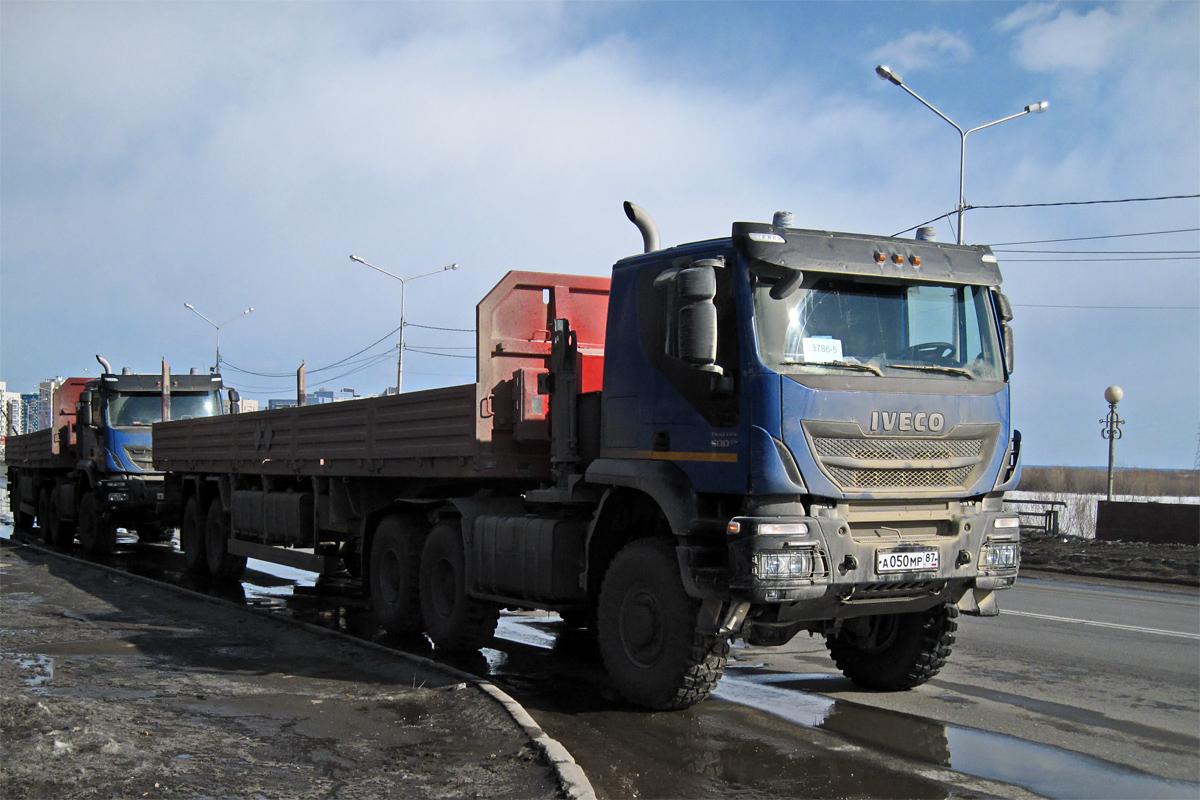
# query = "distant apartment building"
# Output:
<box><xmin>38</xmin><ymin>378</ymin><xmax>65</xmax><ymax>430</ymax></box>
<box><xmin>267</xmin><ymin>387</ymin><xmax>359</xmax><ymax>411</ymax></box>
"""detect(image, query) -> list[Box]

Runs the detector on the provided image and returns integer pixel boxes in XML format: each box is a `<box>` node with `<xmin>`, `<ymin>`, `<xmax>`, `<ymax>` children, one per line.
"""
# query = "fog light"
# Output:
<box><xmin>980</xmin><ymin>542</ymin><xmax>1019</xmax><ymax>569</ymax></box>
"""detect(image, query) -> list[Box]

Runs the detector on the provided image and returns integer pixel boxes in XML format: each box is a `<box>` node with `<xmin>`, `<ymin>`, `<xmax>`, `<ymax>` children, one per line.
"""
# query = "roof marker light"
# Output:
<box><xmin>982</xmin><ymin>254</ymin><xmax>998</xmax><ymax>263</ymax></box>
<box><xmin>748</xmin><ymin>232</ymin><xmax>786</xmax><ymax>244</ymax></box>
<box><xmin>874</xmin><ymin>252</ymin><xmax>886</xmax><ymax>263</ymax></box>
<box><xmin>892</xmin><ymin>254</ymin><xmax>904</xmax><ymax>264</ymax></box>
<box><xmin>911</xmin><ymin>256</ymin><xmax>922</xmax><ymax>266</ymax></box>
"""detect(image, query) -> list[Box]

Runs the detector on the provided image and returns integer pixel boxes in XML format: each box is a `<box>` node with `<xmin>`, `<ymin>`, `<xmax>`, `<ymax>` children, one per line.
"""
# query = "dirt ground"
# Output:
<box><xmin>0</xmin><ymin>539</ymin><xmax>562</xmax><ymax>800</ymax></box>
<box><xmin>1018</xmin><ymin>532</ymin><xmax>1199</xmax><ymax>586</ymax></box>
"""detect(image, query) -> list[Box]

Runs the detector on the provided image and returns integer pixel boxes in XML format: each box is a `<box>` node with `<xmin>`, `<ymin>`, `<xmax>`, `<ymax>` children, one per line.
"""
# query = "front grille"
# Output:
<box><xmin>828</xmin><ymin>465</ymin><xmax>975</xmax><ymax>489</ymax></box>
<box><xmin>814</xmin><ymin>437</ymin><xmax>981</xmax><ymax>461</ymax></box>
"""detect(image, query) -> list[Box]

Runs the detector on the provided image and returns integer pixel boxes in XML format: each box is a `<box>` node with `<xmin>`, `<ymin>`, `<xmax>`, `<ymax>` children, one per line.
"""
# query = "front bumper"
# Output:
<box><xmin>96</xmin><ymin>474</ymin><xmax>167</xmax><ymax>521</ymax></box>
<box><xmin>724</xmin><ymin>509</ymin><xmax>1019</xmax><ymax>619</ymax></box>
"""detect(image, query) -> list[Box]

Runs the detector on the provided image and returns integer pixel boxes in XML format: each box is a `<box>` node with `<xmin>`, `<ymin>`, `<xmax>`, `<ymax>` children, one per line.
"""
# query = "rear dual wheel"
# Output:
<box><xmin>369</xmin><ymin>515</ymin><xmax>425</xmax><ymax>634</ymax></box>
<box><xmin>419</xmin><ymin>521</ymin><xmax>499</xmax><ymax>650</ymax></box>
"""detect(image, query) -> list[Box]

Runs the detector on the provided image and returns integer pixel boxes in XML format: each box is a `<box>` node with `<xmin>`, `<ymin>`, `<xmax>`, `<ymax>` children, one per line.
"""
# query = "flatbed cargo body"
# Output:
<box><xmin>153</xmin><ymin>384</ymin><xmax>491</xmax><ymax>481</ymax></box>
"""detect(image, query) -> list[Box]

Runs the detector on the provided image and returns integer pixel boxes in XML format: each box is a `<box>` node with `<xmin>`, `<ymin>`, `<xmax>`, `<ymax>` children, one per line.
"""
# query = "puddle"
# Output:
<box><xmin>720</xmin><ymin>669</ymin><xmax>1199</xmax><ymax>800</ymax></box>
<box><xmin>13</xmin><ymin>654</ymin><xmax>54</xmax><ymax>690</ymax></box>
<box><xmin>34</xmin><ymin>639</ymin><xmax>141</xmax><ymax>656</ymax></box>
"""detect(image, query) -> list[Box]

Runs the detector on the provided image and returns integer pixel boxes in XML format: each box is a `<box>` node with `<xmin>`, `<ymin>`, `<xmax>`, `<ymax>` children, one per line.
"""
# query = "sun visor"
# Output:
<box><xmin>733</xmin><ymin>222</ymin><xmax>1003</xmax><ymax>287</ymax></box>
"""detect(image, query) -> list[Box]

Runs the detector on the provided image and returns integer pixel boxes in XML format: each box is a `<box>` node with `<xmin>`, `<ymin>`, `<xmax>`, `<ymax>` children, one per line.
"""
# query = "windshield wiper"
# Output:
<box><xmin>887</xmin><ymin>364</ymin><xmax>975</xmax><ymax>379</ymax></box>
<box><xmin>782</xmin><ymin>360</ymin><xmax>884</xmax><ymax>376</ymax></box>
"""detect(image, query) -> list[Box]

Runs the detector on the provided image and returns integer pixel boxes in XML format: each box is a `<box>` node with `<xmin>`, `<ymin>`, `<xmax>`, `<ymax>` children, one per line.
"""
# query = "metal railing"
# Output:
<box><xmin>1004</xmin><ymin>499</ymin><xmax>1068</xmax><ymax>536</ymax></box>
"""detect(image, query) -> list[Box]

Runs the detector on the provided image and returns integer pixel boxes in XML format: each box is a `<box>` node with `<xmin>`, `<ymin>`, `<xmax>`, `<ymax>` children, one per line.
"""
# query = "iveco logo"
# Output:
<box><xmin>870</xmin><ymin>411</ymin><xmax>945</xmax><ymax>433</ymax></box>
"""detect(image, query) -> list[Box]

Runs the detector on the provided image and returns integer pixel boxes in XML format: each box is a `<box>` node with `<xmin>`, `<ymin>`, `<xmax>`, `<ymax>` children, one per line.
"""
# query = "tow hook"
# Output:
<box><xmin>838</xmin><ymin>554</ymin><xmax>859</xmax><ymax>575</ymax></box>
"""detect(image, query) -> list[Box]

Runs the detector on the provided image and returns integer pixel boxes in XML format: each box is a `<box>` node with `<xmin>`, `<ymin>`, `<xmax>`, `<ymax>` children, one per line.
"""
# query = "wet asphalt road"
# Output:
<box><xmin>3</xmin><ymin>518</ymin><xmax>1197</xmax><ymax>799</ymax></box>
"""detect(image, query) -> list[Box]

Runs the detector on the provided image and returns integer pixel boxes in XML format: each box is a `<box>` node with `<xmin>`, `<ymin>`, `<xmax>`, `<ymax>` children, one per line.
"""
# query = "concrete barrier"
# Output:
<box><xmin>1096</xmin><ymin>501</ymin><xmax>1199</xmax><ymax>545</ymax></box>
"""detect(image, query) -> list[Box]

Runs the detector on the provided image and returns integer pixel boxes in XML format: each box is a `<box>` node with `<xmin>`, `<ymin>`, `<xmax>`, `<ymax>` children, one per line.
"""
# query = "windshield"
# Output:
<box><xmin>106</xmin><ymin>391</ymin><xmax>221</xmax><ymax>427</ymax></box>
<box><xmin>753</xmin><ymin>275</ymin><xmax>1004</xmax><ymax>381</ymax></box>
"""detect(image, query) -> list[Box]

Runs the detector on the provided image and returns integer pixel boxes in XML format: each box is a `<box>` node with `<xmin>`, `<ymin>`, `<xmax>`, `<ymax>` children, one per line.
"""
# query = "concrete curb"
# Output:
<box><xmin>1</xmin><ymin>535</ymin><xmax>596</xmax><ymax>800</ymax></box>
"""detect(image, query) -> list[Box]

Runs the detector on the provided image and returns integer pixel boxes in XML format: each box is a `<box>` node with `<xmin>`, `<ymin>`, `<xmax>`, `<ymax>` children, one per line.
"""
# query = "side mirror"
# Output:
<box><xmin>657</xmin><ymin>257</ymin><xmax>724</xmax><ymax>375</ymax></box>
<box><xmin>77</xmin><ymin>392</ymin><xmax>93</xmax><ymax>426</ymax></box>
<box><xmin>228</xmin><ymin>388</ymin><xmax>241</xmax><ymax>414</ymax></box>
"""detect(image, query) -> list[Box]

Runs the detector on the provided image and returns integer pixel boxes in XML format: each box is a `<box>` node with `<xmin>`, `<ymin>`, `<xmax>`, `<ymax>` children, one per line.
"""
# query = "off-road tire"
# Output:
<box><xmin>180</xmin><ymin>497</ymin><xmax>210</xmax><ymax>575</ymax></box>
<box><xmin>369</xmin><ymin>515</ymin><xmax>426</xmax><ymax>634</ymax></box>
<box><xmin>419</xmin><ymin>520</ymin><xmax>499</xmax><ymax>650</ymax></box>
<box><xmin>11</xmin><ymin>480</ymin><xmax>34</xmax><ymax>531</ymax></box>
<box><xmin>77</xmin><ymin>493</ymin><xmax>116</xmax><ymax>555</ymax></box>
<box><xmin>46</xmin><ymin>488</ymin><xmax>76</xmax><ymax>547</ymax></box>
<box><xmin>204</xmin><ymin>502</ymin><xmax>247</xmax><ymax>582</ymax></box>
<box><xmin>597</xmin><ymin>538</ymin><xmax>729</xmax><ymax>710</ymax></box>
<box><xmin>826</xmin><ymin>602</ymin><xmax>958</xmax><ymax>690</ymax></box>
<box><xmin>37</xmin><ymin>488</ymin><xmax>53</xmax><ymax>544</ymax></box>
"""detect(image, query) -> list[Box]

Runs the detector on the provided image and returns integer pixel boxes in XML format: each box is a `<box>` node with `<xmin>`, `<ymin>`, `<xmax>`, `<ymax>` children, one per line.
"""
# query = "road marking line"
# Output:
<box><xmin>1002</xmin><ymin>609</ymin><xmax>1200</xmax><ymax>640</ymax></box>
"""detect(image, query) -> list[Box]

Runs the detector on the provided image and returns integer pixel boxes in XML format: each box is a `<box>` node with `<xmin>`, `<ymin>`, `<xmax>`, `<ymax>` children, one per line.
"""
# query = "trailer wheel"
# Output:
<box><xmin>11</xmin><ymin>480</ymin><xmax>34</xmax><ymax>531</ymax></box>
<box><xmin>205</xmin><ymin>503</ymin><xmax>246</xmax><ymax>581</ymax></box>
<box><xmin>826</xmin><ymin>602</ymin><xmax>958</xmax><ymax>691</ymax></box>
<box><xmin>597</xmin><ymin>538</ymin><xmax>729</xmax><ymax>710</ymax></box>
<box><xmin>369</xmin><ymin>515</ymin><xmax>424</xmax><ymax>634</ymax></box>
<box><xmin>37</xmin><ymin>488</ymin><xmax>53</xmax><ymax>544</ymax></box>
<box><xmin>419</xmin><ymin>520</ymin><xmax>499</xmax><ymax>651</ymax></box>
<box><xmin>180</xmin><ymin>498</ymin><xmax>210</xmax><ymax>575</ymax></box>
<box><xmin>77</xmin><ymin>493</ymin><xmax>116</xmax><ymax>554</ymax></box>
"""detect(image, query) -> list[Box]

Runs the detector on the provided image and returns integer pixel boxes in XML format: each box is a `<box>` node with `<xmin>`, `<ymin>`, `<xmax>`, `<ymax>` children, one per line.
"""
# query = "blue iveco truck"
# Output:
<box><xmin>7</xmin><ymin>356</ymin><xmax>228</xmax><ymax>553</ymax></box>
<box><xmin>151</xmin><ymin>203</ymin><xmax>1022</xmax><ymax>709</ymax></box>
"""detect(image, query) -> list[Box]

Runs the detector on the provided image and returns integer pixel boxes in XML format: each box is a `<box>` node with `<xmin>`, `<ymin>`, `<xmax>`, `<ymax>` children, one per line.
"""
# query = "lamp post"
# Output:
<box><xmin>349</xmin><ymin>255</ymin><xmax>458</xmax><ymax>394</ymax></box>
<box><xmin>1100</xmin><ymin>385</ymin><xmax>1126</xmax><ymax>502</ymax></box>
<box><xmin>875</xmin><ymin>65</ymin><xmax>1048</xmax><ymax>245</ymax></box>
<box><xmin>184</xmin><ymin>303</ymin><xmax>254</xmax><ymax>371</ymax></box>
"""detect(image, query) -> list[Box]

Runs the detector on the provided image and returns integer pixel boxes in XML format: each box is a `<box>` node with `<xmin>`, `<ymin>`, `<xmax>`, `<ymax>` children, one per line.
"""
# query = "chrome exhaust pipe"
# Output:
<box><xmin>623</xmin><ymin>201</ymin><xmax>660</xmax><ymax>254</ymax></box>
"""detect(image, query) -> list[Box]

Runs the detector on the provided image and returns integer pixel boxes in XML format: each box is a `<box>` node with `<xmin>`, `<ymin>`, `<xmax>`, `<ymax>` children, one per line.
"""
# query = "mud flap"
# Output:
<box><xmin>957</xmin><ymin>588</ymin><xmax>999</xmax><ymax>617</ymax></box>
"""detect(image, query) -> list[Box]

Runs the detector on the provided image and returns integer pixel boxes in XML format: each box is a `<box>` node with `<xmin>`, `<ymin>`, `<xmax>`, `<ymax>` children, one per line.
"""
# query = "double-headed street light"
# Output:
<box><xmin>875</xmin><ymin>65</ymin><xmax>1048</xmax><ymax>245</ymax></box>
<box><xmin>183</xmin><ymin>303</ymin><xmax>254</xmax><ymax>371</ymax></box>
<box><xmin>349</xmin><ymin>255</ymin><xmax>458</xmax><ymax>394</ymax></box>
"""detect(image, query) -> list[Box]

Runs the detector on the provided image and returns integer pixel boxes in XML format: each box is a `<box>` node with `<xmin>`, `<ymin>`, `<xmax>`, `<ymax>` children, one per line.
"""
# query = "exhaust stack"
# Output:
<box><xmin>623</xmin><ymin>201</ymin><xmax>660</xmax><ymax>254</ymax></box>
<box><xmin>96</xmin><ymin>355</ymin><xmax>113</xmax><ymax>375</ymax></box>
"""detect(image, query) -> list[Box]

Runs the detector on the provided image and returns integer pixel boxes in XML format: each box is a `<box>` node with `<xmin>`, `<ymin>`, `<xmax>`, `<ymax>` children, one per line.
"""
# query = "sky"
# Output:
<box><xmin>2</xmin><ymin>1</ymin><xmax>1197</xmax><ymax>470</ymax></box>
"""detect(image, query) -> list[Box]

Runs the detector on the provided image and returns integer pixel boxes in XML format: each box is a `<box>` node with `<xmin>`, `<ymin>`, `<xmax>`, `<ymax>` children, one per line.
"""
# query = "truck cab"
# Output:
<box><xmin>75</xmin><ymin>367</ymin><xmax>227</xmax><ymax>545</ymax></box>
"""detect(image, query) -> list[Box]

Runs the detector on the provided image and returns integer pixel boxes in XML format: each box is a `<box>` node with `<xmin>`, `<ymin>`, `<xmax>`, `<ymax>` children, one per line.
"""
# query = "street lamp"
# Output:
<box><xmin>1099</xmin><ymin>385</ymin><xmax>1126</xmax><ymax>502</ymax></box>
<box><xmin>875</xmin><ymin>65</ymin><xmax>1048</xmax><ymax>245</ymax></box>
<box><xmin>183</xmin><ymin>303</ymin><xmax>254</xmax><ymax>371</ymax></box>
<box><xmin>348</xmin><ymin>255</ymin><xmax>458</xmax><ymax>394</ymax></box>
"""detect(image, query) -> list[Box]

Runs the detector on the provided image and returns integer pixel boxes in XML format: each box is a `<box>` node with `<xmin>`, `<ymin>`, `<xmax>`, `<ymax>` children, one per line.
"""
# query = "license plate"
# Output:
<box><xmin>876</xmin><ymin>548</ymin><xmax>940</xmax><ymax>574</ymax></box>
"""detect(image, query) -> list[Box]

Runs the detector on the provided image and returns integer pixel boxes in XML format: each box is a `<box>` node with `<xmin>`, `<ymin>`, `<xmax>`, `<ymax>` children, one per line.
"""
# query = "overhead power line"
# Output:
<box><xmin>989</xmin><ymin>227</ymin><xmax>1200</xmax><ymax>246</ymax></box>
<box><xmin>1000</xmin><ymin>256</ymin><xmax>1197</xmax><ymax>262</ymax></box>
<box><xmin>995</xmin><ymin>249</ymin><xmax>1199</xmax><ymax>255</ymax></box>
<box><xmin>969</xmin><ymin>193</ymin><xmax>1199</xmax><ymax>211</ymax></box>
<box><xmin>1015</xmin><ymin>303</ymin><xmax>1199</xmax><ymax>310</ymax></box>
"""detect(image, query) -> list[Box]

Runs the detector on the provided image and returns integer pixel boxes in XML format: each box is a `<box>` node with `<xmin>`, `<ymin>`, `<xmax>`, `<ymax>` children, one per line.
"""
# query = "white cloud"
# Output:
<box><xmin>1005</xmin><ymin>5</ymin><xmax>1135</xmax><ymax>71</ymax></box>
<box><xmin>869</xmin><ymin>29</ymin><xmax>973</xmax><ymax>74</ymax></box>
<box><xmin>996</xmin><ymin>2</ymin><xmax>1060</xmax><ymax>33</ymax></box>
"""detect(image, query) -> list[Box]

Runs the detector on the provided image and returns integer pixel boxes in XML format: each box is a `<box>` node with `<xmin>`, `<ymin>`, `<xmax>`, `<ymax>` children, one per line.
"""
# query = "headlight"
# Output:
<box><xmin>754</xmin><ymin>550</ymin><xmax>816</xmax><ymax>579</ymax></box>
<box><xmin>980</xmin><ymin>541</ymin><xmax>1019</xmax><ymax>569</ymax></box>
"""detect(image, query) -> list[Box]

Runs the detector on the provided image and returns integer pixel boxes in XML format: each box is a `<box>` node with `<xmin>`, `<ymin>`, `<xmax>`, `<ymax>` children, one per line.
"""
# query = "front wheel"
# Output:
<box><xmin>419</xmin><ymin>520</ymin><xmax>498</xmax><ymax>650</ymax></box>
<box><xmin>77</xmin><ymin>493</ymin><xmax>116</xmax><ymax>554</ymax></box>
<box><xmin>597</xmin><ymin>538</ymin><xmax>728</xmax><ymax>710</ymax></box>
<box><xmin>826</xmin><ymin>603</ymin><xmax>958</xmax><ymax>690</ymax></box>
<box><xmin>204</xmin><ymin>503</ymin><xmax>246</xmax><ymax>581</ymax></box>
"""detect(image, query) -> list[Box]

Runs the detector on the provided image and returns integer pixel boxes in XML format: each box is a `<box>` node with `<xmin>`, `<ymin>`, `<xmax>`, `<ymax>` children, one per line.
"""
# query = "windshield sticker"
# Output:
<box><xmin>802</xmin><ymin>337</ymin><xmax>842</xmax><ymax>364</ymax></box>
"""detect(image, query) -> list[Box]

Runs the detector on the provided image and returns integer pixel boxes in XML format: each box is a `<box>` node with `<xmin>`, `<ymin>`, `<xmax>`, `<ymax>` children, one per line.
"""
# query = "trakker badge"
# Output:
<box><xmin>870</xmin><ymin>411</ymin><xmax>945</xmax><ymax>433</ymax></box>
